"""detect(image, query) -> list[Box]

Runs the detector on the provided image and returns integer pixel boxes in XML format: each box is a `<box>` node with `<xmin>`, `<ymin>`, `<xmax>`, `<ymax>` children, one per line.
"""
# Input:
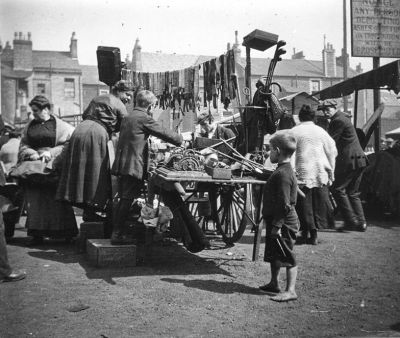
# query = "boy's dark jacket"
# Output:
<box><xmin>262</xmin><ymin>162</ymin><xmax>298</xmax><ymax>231</ymax></box>
<box><xmin>112</xmin><ymin>107</ymin><xmax>182</xmax><ymax>180</ymax></box>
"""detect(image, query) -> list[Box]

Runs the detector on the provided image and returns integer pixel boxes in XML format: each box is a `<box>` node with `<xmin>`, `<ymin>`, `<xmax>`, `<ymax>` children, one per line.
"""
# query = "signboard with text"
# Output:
<box><xmin>351</xmin><ymin>0</ymin><xmax>400</xmax><ymax>58</ymax></box>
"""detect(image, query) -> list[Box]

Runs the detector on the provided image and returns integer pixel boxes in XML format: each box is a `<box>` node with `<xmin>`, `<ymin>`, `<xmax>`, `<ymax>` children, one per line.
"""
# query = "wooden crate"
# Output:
<box><xmin>86</xmin><ymin>239</ymin><xmax>137</xmax><ymax>267</ymax></box>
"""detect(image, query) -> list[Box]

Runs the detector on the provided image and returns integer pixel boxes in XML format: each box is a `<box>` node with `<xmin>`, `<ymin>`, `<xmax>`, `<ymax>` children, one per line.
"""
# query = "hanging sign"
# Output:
<box><xmin>351</xmin><ymin>0</ymin><xmax>400</xmax><ymax>58</ymax></box>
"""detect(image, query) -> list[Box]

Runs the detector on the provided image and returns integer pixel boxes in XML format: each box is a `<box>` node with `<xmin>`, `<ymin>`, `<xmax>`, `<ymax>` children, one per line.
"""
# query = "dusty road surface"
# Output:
<box><xmin>1</xmin><ymin>215</ymin><xmax>400</xmax><ymax>338</ymax></box>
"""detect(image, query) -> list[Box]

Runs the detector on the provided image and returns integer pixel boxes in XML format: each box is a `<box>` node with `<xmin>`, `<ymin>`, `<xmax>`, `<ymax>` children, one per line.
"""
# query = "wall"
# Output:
<box><xmin>1</xmin><ymin>77</ymin><xmax>17</xmax><ymax>124</ymax></box>
<box><xmin>32</xmin><ymin>71</ymin><xmax>82</xmax><ymax>117</ymax></box>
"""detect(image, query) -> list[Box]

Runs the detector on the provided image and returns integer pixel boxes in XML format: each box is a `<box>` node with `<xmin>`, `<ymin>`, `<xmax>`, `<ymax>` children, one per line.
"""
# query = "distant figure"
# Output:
<box><xmin>0</xmin><ymin>131</ymin><xmax>21</xmax><ymax>174</ymax></box>
<box><xmin>56</xmin><ymin>80</ymin><xmax>133</xmax><ymax>236</ymax></box>
<box><xmin>197</xmin><ymin>111</ymin><xmax>236</xmax><ymax>140</ymax></box>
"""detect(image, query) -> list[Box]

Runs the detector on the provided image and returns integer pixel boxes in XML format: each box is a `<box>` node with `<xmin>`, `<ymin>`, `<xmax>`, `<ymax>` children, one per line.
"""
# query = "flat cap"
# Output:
<box><xmin>317</xmin><ymin>99</ymin><xmax>337</xmax><ymax>111</ymax></box>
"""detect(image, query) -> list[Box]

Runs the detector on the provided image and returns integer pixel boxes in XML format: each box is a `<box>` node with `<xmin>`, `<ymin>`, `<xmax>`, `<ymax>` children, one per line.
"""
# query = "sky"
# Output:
<box><xmin>0</xmin><ymin>0</ymin><xmax>397</xmax><ymax>71</ymax></box>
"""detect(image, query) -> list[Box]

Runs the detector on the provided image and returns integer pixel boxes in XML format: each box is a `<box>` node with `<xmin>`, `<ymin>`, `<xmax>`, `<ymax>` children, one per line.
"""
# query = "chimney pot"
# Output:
<box><xmin>28</xmin><ymin>32</ymin><xmax>31</xmax><ymax>40</ymax></box>
<box><xmin>14</xmin><ymin>32</ymin><xmax>17</xmax><ymax>39</ymax></box>
<box><xmin>19</xmin><ymin>32</ymin><xmax>22</xmax><ymax>39</ymax></box>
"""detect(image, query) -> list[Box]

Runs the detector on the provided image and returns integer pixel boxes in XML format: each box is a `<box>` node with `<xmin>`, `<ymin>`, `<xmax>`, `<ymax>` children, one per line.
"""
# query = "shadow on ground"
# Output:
<box><xmin>8</xmin><ymin>233</ymin><xmax>233</xmax><ymax>284</ymax></box>
<box><xmin>160</xmin><ymin>277</ymin><xmax>263</xmax><ymax>295</ymax></box>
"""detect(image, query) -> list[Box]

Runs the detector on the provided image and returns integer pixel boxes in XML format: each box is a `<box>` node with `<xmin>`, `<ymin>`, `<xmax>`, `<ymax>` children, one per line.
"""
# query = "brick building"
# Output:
<box><xmin>0</xmin><ymin>32</ymin><xmax>82</xmax><ymax>126</ymax></box>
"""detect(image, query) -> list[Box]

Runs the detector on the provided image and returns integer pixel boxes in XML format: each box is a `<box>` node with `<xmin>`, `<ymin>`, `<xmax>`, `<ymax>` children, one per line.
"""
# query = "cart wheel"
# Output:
<box><xmin>185</xmin><ymin>192</ymin><xmax>217</xmax><ymax>233</ymax></box>
<box><xmin>210</xmin><ymin>183</ymin><xmax>254</xmax><ymax>245</ymax></box>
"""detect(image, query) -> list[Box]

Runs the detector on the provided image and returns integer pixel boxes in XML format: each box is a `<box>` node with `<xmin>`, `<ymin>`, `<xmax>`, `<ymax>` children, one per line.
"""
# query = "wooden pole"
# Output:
<box><xmin>342</xmin><ymin>0</ymin><xmax>349</xmax><ymax>113</ymax></box>
<box><xmin>353</xmin><ymin>90</ymin><xmax>358</xmax><ymax>128</ymax></box>
<box><xmin>373</xmin><ymin>57</ymin><xmax>381</xmax><ymax>152</ymax></box>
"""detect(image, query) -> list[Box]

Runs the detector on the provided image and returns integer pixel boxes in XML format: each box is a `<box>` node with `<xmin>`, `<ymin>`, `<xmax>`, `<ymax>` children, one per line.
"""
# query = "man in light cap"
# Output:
<box><xmin>319</xmin><ymin>99</ymin><xmax>368</xmax><ymax>232</ymax></box>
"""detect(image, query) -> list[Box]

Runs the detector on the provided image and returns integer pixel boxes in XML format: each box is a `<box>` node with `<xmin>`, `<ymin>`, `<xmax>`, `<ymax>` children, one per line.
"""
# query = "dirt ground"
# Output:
<box><xmin>1</xmin><ymin>213</ymin><xmax>400</xmax><ymax>338</ymax></box>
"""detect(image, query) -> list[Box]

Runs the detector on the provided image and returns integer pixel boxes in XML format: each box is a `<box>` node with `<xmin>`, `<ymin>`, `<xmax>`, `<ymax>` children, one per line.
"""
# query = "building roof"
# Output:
<box><xmin>1</xmin><ymin>63</ymin><xmax>32</xmax><ymax>79</ymax></box>
<box><xmin>1</xmin><ymin>49</ymin><xmax>81</xmax><ymax>73</ymax></box>
<box><xmin>140</xmin><ymin>52</ymin><xmax>214</xmax><ymax>72</ymax></box>
<box><xmin>33</xmin><ymin>50</ymin><xmax>81</xmax><ymax>73</ymax></box>
<box><xmin>80</xmin><ymin>65</ymin><xmax>107</xmax><ymax>86</ymax></box>
<box><xmin>237</xmin><ymin>57</ymin><xmax>358</xmax><ymax>78</ymax></box>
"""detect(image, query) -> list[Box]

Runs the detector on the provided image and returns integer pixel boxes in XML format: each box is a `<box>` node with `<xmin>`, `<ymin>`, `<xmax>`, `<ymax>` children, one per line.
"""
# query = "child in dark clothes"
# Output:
<box><xmin>259</xmin><ymin>130</ymin><xmax>300</xmax><ymax>302</ymax></box>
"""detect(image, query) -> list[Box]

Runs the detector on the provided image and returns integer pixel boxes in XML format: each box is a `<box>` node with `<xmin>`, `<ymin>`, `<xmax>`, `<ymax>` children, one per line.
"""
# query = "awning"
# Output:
<box><xmin>314</xmin><ymin>60</ymin><xmax>400</xmax><ymax>100</ymax></box>
<box><xmin>279</xmin><ymin>91</ymin><xmax>319</xmax><ymax>102</ymax></box>
<box><xmin>386</xmin><ymin>126</ymin><xmax>400</xmax><ymax>138</ymax></box>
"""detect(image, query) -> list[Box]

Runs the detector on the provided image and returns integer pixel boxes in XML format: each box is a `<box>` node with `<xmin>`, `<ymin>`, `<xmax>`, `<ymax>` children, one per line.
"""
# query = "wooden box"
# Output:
<box><xmin>205</xmin><ymin>165</ymin><xmax>232</xmax><ymax>180</ymax></box>
<box><xmin>80</xmin><ymin>221</ymin><xmax>105</xmax><ymax>239</ymax></box>
<box><xmin>86</xmin><ymin>239</ymin><xmax>137</xmax><ymax>267</ymax></box>
<box><xmin>242</xmin><ymin>29</ymin><xmax>278</xmax><ymax>51</ymax></box>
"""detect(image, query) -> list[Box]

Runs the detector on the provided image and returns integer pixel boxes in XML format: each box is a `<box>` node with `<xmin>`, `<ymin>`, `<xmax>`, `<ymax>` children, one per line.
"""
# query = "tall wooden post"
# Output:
<box><xmin>342</xmin><ymin>0</ymin><xmax>349</xmax><ymax>113</ymax></box>
<box><xmin>373</xmin><ymin>57</ymin><xmax>381</xmax><ymax>152</ymax></box>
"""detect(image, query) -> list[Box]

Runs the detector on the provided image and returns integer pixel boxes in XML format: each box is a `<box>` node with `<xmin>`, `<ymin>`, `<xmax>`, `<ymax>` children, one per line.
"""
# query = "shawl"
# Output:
<box><xmin>291</xmin><ymin>121</ymin><xmax>337</xmax><ymax>188</ymax></box>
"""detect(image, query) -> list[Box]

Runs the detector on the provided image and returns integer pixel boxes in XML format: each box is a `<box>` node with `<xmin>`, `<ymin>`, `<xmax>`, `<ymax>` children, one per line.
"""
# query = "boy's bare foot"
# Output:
<box><xmin>270</xmin><ymin>291</ymin><xmax>298</xmax><ymax>302</ymax></box>
<box><xmin>259</xmin><ymin>283</ymin><xmax>280</xmax><ymax>293</ymax></box>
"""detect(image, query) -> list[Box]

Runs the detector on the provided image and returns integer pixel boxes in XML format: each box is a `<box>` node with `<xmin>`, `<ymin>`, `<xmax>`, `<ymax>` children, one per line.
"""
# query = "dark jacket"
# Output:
<box><xmin>328</xmin><ymin>111</ymin><xmax>367</xmax><ymax>175</ymax></box>
<box><xmin>262</xmin><ymin>162</ymin><xmax>298</xmax><ymax>231</ymax></box>
<box><xmin>112</xmin><ymin>107</ymin><xmax>183</xmax><ymax>180</ymax></box>
<box><xmin>82</xmin><ymin>94</ymin><xmax>127</xmax><ymax>135</ymax></box>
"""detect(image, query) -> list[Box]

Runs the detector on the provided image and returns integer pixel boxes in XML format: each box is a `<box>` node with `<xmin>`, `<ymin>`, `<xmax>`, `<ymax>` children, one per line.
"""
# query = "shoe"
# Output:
<box><xmin>307</xmin><ymin>237</ymin><xmax>318</xmax><ymax>245</ymax></box>
<box><xmin>259</xmin><ymin>283</ymin><xmax>281</xmax><ymax>293</ymax></box>
<box><xmin>358</xmin><ymin>223</ymin><xmax>367</xmax><ymax>232</ymax></box>
<box><xmin>1</xmin><ymin>270</ymin><xmax>26</xmax><ymax>283</ymax></box>
<box><xmin>27</xmin><ymin>237</ymin><xmax>44</xmax><ymax>246</ymax></box>
<box><xmin>308</xmin><ymin>230</ymin><xmax>318</xmax><ymax>245</ymax></box>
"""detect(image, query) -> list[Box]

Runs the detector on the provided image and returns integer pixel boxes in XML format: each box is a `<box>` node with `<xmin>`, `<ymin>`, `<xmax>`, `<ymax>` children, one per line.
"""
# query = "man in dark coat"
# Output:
<box><xmin>322</xmin><ymin>99</ymin><xmax>368</xmax><ymax>232</ymax></box>
<box><xmin>111</xmin><ymin>90</ymin><xmax>183</xmax><ymax>244</ymax></box>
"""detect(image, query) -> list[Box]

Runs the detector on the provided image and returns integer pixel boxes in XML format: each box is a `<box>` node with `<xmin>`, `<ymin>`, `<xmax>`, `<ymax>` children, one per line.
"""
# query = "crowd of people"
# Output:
<box><xmin>0</xmin><ymin>81</ymin><xmax>369</xmax><ymax>305</ymax></box>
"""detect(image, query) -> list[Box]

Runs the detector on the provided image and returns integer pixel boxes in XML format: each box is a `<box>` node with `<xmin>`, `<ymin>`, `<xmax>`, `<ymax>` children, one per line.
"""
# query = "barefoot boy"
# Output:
<box><xmin>259</xmin><ymin>130</ymin><xmax>299</xmax><ymax>302</ymax></box>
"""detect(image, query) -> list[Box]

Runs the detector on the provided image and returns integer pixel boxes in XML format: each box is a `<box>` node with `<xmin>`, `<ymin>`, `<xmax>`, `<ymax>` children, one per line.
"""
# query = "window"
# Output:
<box><xmin>99</xmin><ymin>89</ymin><xmax>109</xmax><ymax>95</ymax></box>
<box><xmin>64</xmin><ymin>78</ymin><xmax>75</xmax><ymax>98</ymax></box>
<box><xmin>36</xmin><ymin>83</ymin><xmax>46</xmax><ymax>95</ymax></box>
<box><xmin>311</xmin><ymin>80</ymin><xmax>321</xmax><ymax>94</ymax></box>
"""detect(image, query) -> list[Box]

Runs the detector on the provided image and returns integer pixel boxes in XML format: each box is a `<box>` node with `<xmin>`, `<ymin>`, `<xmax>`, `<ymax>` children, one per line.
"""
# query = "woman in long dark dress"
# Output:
<box><xmin>56</xmin><ymin>81</ymin><xmax>132</xmax><ymax>236</ymax></box>
<box><xmin>18</xmin><ymin>95</ymin><xmax>77</xmax><ymax>245</ymax></box>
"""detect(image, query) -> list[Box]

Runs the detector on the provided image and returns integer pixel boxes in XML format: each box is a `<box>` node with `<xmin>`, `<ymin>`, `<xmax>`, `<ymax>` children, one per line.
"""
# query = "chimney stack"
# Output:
<box><xmin>131</xmin><ymin>38</ymin><xmax>142</xmax><ymax>72</ymax></box>
<box><xmin>233</xmin><ymin>30</ymin><xmax>241</xmax><ymax>60</ymax></box>
<box><xmin>322</xmin><ymin>42</ymin><xmax>337</xmax><ymax>77</ymax></box>
<box><xmin>69</xmin><ymin>32</ymin><xmax>78</xmax><ymax>59</ymax></box>
<box><xmin>13</xmin><ymin>31</ymin><xmax>33</xmax><ymax>71</ymax></box>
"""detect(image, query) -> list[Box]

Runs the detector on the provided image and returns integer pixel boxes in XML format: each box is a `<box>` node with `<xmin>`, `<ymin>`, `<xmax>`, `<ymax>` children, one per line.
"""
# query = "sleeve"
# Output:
<box><xmin>114</xmin><ymin>102</ymin><xmax>128</xmax><ymax>133</ymax></box>
<box><xmin>323</xmin><ymin>132</ymin><xmax>338</xmax><ymax>183</ymax></box>
<box><xmin>328</xmin><ymin>118</ymin><xmax>345</xmax><ymax>143</ymax></box>
<box><xmin>18</xmin><ymin>123</ymin><xmax>38</xmax><ymax>161</ymax></box>
<box><xmin>143</xmin><ymin>116</ymin><xmax>183</xmax><ymax>146</ymax></box>
<box><xmin>271</xmin><ymin>172</ymin><xmax>293</xmax><ymax>228</ymax></box>
<box><xmin>49</xmin><ymin>120</ymin><xmax>74</xmax><ymax>159</ymax></box>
